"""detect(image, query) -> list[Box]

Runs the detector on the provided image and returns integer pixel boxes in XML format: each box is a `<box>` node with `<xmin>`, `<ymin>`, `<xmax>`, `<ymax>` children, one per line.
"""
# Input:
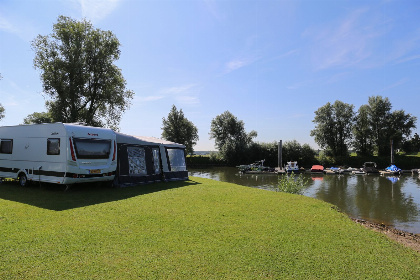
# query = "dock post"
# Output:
<box><xmin>390</xmin><ymin>139</ymin><xmax>394</xmax><ymax>165</ymax></box>
<box><xmin>278</xmin><ymin>140</ymin><xmax>282</xmax><ymax>169</ymax></box>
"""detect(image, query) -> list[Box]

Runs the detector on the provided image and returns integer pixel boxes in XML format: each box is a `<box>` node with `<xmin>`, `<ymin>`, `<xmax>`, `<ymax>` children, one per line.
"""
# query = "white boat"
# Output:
<box><xmin>285</xmin><ymin>161</ymin><xmax>300</xmax><ymax>173</ymax></box>
<box><xmin>352</xmin><ymin>169</ymin><xmax>366</xmax><ymax>175</ymax></box>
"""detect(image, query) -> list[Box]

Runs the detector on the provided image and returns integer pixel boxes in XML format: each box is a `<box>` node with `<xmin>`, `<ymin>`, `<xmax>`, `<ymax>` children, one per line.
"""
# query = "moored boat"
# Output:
<box><xmin>352</xmin><ymin>169</ymin><xmax>366</xmax><ymax>175</ymax></box>
<box><xmin>237</xmin><ymin>160</ymin><xmax>274</xmax><ymax>173</ymax></box>
<box><xmin>285</xmin><ymin>161</ymin><xmax>300</xmax><ymax>173</ymax></box>
<box><xmin>311</xmin><ymin>165</ymin><xmax>324</xmax><ymax>173</ymax></box>
<box><xmin>380</xmin><ymin>164</ymin><xmax>402</xmax><ymax>176</ymax></box>
<box><xmin>362</xmin><ymin>162</ymin><xmax>379</xmax><ymax>174</ymax></box>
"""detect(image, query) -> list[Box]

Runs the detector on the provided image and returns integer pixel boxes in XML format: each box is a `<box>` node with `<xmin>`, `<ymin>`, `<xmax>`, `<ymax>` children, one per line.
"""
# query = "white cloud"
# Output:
<box><xmin>273</xmin><ymin>49</ymin><xmax>298</xmax><ymax>60</ymax></box>
<box><xmin>158</xmin><ymin>84</ymin><xmax>200</xmax><ymax>106</ymax></box>
<box><xmin>0</xmin><ymin>13</ymin><xmax>37</xmax><ymax>42</ymax></box>
<box><xmin>175</xmin><ymin>95</ymin><xmax>199</xmax><ymax>105</ymax></box>
<box><xmin>135</xmin><ymin>95</ymin><xmax>165</xmax><ymax>103</ymax></box>
<box><xmin>388</xmin><ymin>28</ymin><xmax>420</xmax><ymax>65</ymax></box>
<box><xmin>395</xmin><ymin>54</ymin><xmax>420</xmax><ymax>64</ymax></box>
<box><xmin>160</xmin><ymin>84</ymin><xmax>198</xmax><ymax>95</ymax></box>
<box><xmin>304</xmin><ymin>7</ymin><xmax>383</xmax><ymax>70</ymax></box>
<box><xmin>373</xmin><ymin>78</ymin><xmax>410</xmax><ymax>95</ymax></box>
<box><xmin>203</xmin><ymin>0</ymin><xmax>225</xmax><ymax>22</ymax></box>
<box><xmin>76</xmin><ymin>0</ymin><xmax>121</xmax><ymax>22</ymax></box>
<box><xmin>224</xmin><ymin>56</ymin><xmax>258</xmax><ymax>74</ymax></box>
<box><xmin>0</xmin><ymin>15</ymin><xmax>16</xmax><ymax>33</ymax></box>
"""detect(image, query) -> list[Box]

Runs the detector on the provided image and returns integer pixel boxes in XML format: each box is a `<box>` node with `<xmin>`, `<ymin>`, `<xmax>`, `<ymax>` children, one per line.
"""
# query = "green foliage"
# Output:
<box><xmin>0</xmin><ymin>103</ymin><xmax>4</xmax><ymax>121</ymax></box>
<box><xmin>353</xmin><ymin>96</ymin><xmax>417</xmax><ymax>156</ymax></box>
<box><xmin>161</xmin><ymin>105</ymin><xmax>199</xmax><ymax>155</ymax></box>
<box><xmin>31</xmin><ymin>15</ymin><xmax>133</xmax><ymax>130</ymax></box>
<box><xmin>352</xmin><ymin>104</ymin><xmax>373</xmax><ymax>156</ymax></box>
<box><xmin>282</xmin><ymin>140</ymin><xmax>317</xmax><ymax>167</ymax></box>
<box><xmin>247</xmin><ymin>141</ymin><xmax>278</xmax><ymax>167</ymax></box>
<box><xmin>313</xmin><ymin>96</ymin><xmax>417</xmax><ymax>159</ymax></box>
<box><xmin>23</xmin><ymin>111</ymin><xmax>54</xmax><ymax>124</ymax></box>
<box><xmin>276</xmin><ymin>172</ymin><xmax>309</xmax><ymax>194</ymax></box>
<box><xmin>403</xmin><ymin>133</ymin><xmax>420</xmax><ymax>153</ymax></box>
<box><xmin>210</xmin><ymin>111</ymin><xmax>257</xmax><ymax>165</ymax></box>
<box><xmin>206</xmin><ymin>140</ymin><xmax>317</xmax><ymax>168</ymax></box>
<box><xmin>311</xmin><ymin>100</ymin><xmax>355</xmax><ymax>157</ymax></box>
<box><xmin>0</xmin><ymin>178</ymin><xmax>419</xmax><ymax>279</ymax></box>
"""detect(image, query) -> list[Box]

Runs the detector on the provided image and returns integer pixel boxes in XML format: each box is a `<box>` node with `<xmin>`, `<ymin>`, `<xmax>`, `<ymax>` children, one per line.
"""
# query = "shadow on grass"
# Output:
<box><xmin>0</xmin><ymin>179</ymin><xmax>201</xmax><ymax>211</ymax></box>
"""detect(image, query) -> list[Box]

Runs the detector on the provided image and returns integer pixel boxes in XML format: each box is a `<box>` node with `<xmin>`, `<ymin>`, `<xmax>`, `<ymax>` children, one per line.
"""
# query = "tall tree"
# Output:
<box><xmin>31</xmin><ymin>16</ymin><xmax>133</xmax><ymax>130</ymax></box>
<box><xmin>161</xmin><ymin>105</ymin><xmax>199</xmax><ymax>155</ymax></box>
<box><xmin>353</xmin><ymin>104</ymin><xmax>373</xmax><ymax>156</ymax></box>
<box><xmin>210</xmin><ymin>111</ymin><xmax>257</xmax><ymax>165</ymax></box>
<box><xmin>367</xmin><ymin>96</ymin><xmax>392</xmax><ymax>156</ymax></box>
<box><xmin>366</xmin><ymin>96</ymin><xmax>416</xmax><ymax>156</ymax></box>
<box><xmin>310</xmin><ymin>100</ymin><xmax>354</xmax><ymax>157</ymax></box>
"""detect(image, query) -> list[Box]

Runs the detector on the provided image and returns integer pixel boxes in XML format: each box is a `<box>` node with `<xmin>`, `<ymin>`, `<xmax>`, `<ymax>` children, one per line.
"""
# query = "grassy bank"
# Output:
<box><xmin>1</xmin><ymin>178</ymin><xmax>419</xmax><ymax>279</ymax></box>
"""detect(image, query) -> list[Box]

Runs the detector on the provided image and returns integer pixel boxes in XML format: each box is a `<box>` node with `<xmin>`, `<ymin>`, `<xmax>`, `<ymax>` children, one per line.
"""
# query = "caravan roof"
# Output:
<box><xmin>115</xmin><ymin>132</ymin><xmax>185</xmax><ymax>148</ymax></box>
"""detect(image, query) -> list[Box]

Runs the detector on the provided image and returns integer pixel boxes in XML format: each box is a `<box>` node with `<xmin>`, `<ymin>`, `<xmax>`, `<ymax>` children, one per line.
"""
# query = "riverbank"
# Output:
<box><xmin>190</xmin><ymin>167</ymin><xmax>420</xmax><ymax>234</ymax></box>
<box><xmin>1</xmin><ymin>177</ymin><xmax>419</xmax><ymax>278</ymax></box>
<box><xmin>353</xmin><ymin>218</ymin><xmax>420</xmax><ymax>253</ymax></box>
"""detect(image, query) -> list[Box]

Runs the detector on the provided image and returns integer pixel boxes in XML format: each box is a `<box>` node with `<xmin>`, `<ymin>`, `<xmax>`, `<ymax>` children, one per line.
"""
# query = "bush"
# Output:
<box><xmin>276</xmin><ymin>172</ymin><xmax>309</xmax><ymax>195</ymax></box>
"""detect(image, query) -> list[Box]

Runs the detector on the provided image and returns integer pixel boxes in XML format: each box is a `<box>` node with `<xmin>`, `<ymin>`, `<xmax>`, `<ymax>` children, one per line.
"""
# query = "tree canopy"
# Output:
<box><xmin>310</xmin><ymin>100</ymin><xmax>354</xmax><ymax>157</ymax></box>
<box><xmin>161</xmin><ymin>105</ymin><xmax>199</xmax><ymax>155</ymax></box>
<box><xmin>312</xmin><ymin>96</ymin><xmax>417</xmax><ymax>157</ymax></box>
<box><xmin>352</xmin><ymin>104</ymin><xmax>373</xmax><ymax>156</ymax></box>
<box><xmin>210</xmin><ymin>111</ymin><xmax>257</xmax><ymax>165</ymax></box>
<box><xmin>355</xmin><ymin>96</ymin><xmax>417</xmax><ymax>156</ymax></box>
<box><xmin>31</xmin><ymin>15</ymin><xmax>133</xmax><ymax>130</ymax></box>
<box><xmin>23</xmin><ymin>112</ymin><xmax>54</xmax><ymax>124</ymax></box>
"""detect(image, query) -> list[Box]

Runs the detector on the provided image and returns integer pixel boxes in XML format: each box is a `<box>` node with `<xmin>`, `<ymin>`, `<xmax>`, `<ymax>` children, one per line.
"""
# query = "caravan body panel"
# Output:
<box><xmin>0</xmin><ymin>123</ymin><xmax>117</xmax><ymax>185</ymax></box>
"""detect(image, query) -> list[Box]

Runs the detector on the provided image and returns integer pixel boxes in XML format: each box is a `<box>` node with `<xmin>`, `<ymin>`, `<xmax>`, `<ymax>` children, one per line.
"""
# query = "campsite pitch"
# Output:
<box><xmin>0</xmin><ymin>177</ymin><xmax>419</xmax><ymax>279</ymax></box>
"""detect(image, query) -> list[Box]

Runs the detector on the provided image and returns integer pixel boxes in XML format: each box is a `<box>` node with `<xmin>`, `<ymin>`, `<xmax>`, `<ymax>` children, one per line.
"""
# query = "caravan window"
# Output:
<box><xmin>0</xmin><ymin>139</ymin><xmax>13</xmax><ymax>154</ymax></box>
<box><xmin>167</xmin><ymin>148</ymin><xmax>186</xmax><ymax>171</ymax></box>
<box><xmin>47</xmin><ymin>138</ymin><xmax>60</xmax><ymax>155</ymax></box>
<box><xmin>127</xmin><ymin>147</ymin><xmax>147</xmax><ymax>175</ymax></box>
<box><xmin>73</xmin><ymin>138</ymin><xmax>111</xmax><ymax>159</ymax></box>
<box><xmin>152</xmin><ymin>148</ymin><xmax>161</xmax><ymax>174</ymax></box>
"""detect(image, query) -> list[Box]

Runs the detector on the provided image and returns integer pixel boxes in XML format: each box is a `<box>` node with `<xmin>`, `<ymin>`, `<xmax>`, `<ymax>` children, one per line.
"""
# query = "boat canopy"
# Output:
<box><xmin>311</xmin><ymin>165</ymin><xmax>324</xmax><ymax>171</ymax></box>
<box><xmin>385</xmin><ymin>165</ymin><xmax>401</xmax><ymax>172</ymax></box>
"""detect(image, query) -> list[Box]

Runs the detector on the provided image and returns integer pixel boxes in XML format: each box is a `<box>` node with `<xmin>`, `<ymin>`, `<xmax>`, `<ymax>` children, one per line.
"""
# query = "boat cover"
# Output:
<box><xmin>385</xmin><ymin>165</ymin><xmax>401</xmax><ymax>172</ymax></box>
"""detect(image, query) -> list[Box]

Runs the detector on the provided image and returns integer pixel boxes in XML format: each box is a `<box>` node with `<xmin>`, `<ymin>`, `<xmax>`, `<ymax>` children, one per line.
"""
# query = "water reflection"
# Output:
<box><xmin>189</xmin><ymin>167</ymin><xmax>420</xmax><ymax>233</ymax></box>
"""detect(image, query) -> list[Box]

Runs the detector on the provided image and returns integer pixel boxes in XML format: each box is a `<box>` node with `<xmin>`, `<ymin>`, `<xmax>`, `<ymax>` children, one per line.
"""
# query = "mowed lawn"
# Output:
<box><xmin>0</xmin><ymin>177</ymin><xmax>419</xmax><ymax>279</ymax></box>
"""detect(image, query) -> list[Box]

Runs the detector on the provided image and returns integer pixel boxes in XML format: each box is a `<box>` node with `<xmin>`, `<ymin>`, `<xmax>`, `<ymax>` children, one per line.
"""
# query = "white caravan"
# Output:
<box><xmin>0</xmin><ymin>123</ymin><xmax>117</xmax><ymax>186</ymax></box>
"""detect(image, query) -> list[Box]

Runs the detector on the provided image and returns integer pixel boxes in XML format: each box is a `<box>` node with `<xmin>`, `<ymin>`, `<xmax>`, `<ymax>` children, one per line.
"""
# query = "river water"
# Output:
<box><xmin>189</xmin><ymin>167</ymin><xmax>420</xmax><ymax>234</ymax></box>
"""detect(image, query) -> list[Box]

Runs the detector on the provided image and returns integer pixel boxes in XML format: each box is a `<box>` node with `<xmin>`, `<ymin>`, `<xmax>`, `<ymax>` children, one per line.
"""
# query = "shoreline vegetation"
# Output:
<box><xmin>187</xmin><ymin>153</ymin><xmax>420</xmax><ymax>170</ymax></box>
<box><xmin>1</xmin><ymin>177</ymin><xmax>419</xmax><ymax>279</ymax></box>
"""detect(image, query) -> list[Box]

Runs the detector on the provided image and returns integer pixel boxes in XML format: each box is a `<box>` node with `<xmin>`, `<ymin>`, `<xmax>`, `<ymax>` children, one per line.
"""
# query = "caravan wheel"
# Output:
<box><xmin>18</xmin><ymin>174</ymin><xmax>28</xmax><ymax>187</ymax></box>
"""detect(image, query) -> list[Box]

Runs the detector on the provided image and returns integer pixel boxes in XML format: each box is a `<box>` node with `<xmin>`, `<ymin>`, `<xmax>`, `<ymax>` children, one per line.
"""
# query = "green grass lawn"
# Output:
<box><xmin>1</xmin><ymin>177</ymin><xmax>419</xmax><ymax>279</ymax></box>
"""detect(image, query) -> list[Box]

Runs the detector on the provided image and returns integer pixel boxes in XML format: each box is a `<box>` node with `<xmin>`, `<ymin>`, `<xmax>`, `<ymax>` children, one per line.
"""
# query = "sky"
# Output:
<box><xmin>1</xmin><ymin>0</ymin><xmax>419</xmax><ymax>151</ymax></box>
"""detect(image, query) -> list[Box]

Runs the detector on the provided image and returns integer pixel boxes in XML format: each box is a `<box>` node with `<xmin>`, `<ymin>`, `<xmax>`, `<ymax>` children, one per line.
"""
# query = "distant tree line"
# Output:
<box><xmin>311</xmin><ymin>96</ymin><xmax>418</xmax><ymax>158</ymax></box>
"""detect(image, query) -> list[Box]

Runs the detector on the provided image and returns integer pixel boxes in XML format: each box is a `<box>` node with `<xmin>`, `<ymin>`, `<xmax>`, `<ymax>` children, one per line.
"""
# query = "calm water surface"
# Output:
<box><xmin>189</xmin><ymin>167</ymin><xmax>420</xmax><ymax>234</ymax></box>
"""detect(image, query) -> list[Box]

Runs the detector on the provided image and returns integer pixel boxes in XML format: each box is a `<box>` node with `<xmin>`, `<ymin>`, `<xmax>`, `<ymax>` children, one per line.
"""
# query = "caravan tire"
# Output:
<box><xmin>18</xmin><ymin>174</ymin><xmax>28</xmax><ymax>187</ymax></box>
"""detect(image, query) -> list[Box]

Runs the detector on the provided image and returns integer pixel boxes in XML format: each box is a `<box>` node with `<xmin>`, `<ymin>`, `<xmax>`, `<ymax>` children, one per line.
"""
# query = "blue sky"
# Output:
<box><xmin>1</xmin><ymin>0</ymin><xmax>419</xmax><ymax>151</ymax></box>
